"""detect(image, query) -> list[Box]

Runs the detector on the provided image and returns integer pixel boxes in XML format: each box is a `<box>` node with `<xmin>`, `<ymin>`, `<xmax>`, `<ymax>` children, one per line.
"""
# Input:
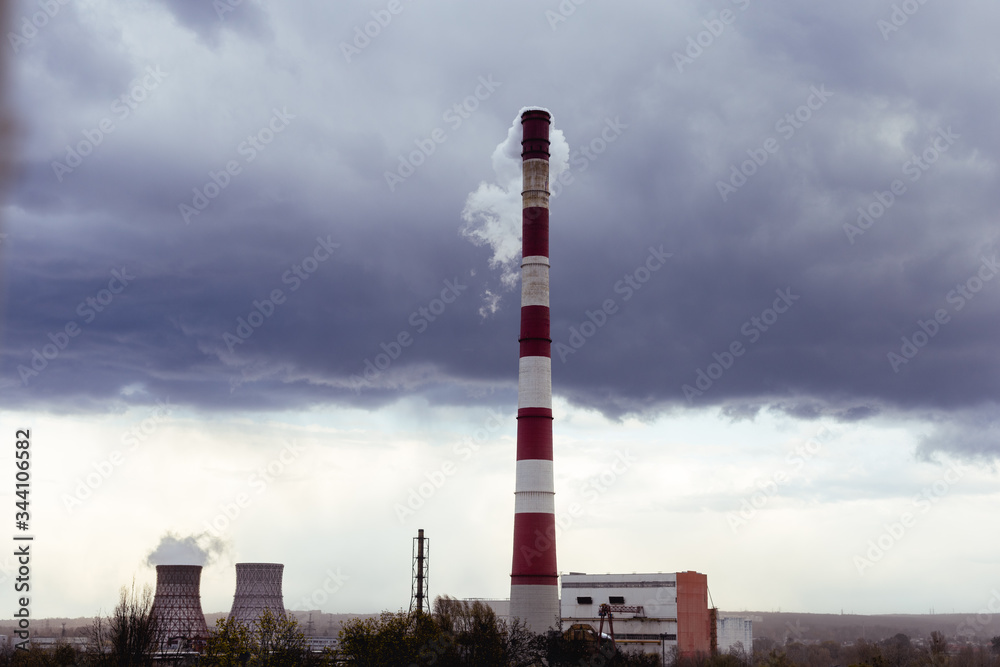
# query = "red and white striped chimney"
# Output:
<box><xmin>509</xmin><ymin>108</ymin><xmax>559</xmax><ymax>632</ymax></box>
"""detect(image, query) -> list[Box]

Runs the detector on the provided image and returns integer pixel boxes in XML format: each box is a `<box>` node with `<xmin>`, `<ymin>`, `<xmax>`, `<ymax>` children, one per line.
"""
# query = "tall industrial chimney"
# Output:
<box><xmin>410</xmin><ymin>529</ymin><xmax>429</xmax><ymax>614</ymax></box>
<box><xmin>229</xmin><ymin>563</ymin><xmax>286</xmax><ymax>627</ymax></box>
<box><xmin>509</xmin><ymin>108</ymin><xmax>559</xmax><ymax>632</ymax></box>
<box><xmin>150</xmin><ymin>565</ymin><xmax>209</xmax><ymax>651</ymax></box>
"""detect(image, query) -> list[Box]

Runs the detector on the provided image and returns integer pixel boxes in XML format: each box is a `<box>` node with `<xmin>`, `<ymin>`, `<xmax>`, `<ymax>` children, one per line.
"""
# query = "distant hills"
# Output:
<box><xmin>5</xmin><ymin>610</ymin><xmax>999</xmax><ymax>644</ymax></box>
<box><xmin>722</xmin><ymin>611</ymin><xmax>1000</xmax><ymax>644</ymax></box>
<box><xmin>0</xmin><ymin>610</ymin><xmax>376</xmax><ymax>640</ymax></box>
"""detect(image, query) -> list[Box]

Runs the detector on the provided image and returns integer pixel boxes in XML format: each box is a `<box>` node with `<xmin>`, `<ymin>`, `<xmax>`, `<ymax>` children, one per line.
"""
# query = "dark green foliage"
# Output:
<box><xmin>336</xmin><ymin>596</ymin><xmax>662</xmax><ymax>666</ymax></box>
<box><xmin>202</xmin><ymin>608</ymin><xmax>324</xmax><ymax>667</ymax></box>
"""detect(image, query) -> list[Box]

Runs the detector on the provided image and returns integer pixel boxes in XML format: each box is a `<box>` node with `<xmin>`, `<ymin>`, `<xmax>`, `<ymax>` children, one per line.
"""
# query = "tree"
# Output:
<box><xmin>90</xmin><ymin>580</ymin><xmax>161</xmax><ymax>666</ymax></box>
<box><xmin>504</xmin><ymin>617</ymin><xmax>546</xmax><ymax>667</ymax></box>
<box><xmin>881</xmin><ymin>633</ymin><xmax>913</xmax><ymax>667</ymax></box>
<box><xmin>202</xmin><ymin>616</ymin><xmax>253</xmax><ymax>667</ymax></box>
<box><xmin>435</xmin><ymin>597</ymin><xmax>508</xmax><ymax>666</ymax></box>
<box><xmin>338</xmin><ymin>610</ymin><xmax>430</xmax><ymax>666</ymax></box>
<box><xmin>337</xmin><ymin>600</ymin><xmax>547</xmax><ymax>667</ymax></box>
<box><xmin>760</xmin><ymin>647</ymin><xmax>796</xmax><ymax>667</ymax></box>
<box><xmin>727</xmin><ymin>641</ymin><xmax>752</xmax><ymax>667</ymax></box>
<box><xmin>254</xmin><ymin>608</ymin><xmax>312</xmax><ymax>666</ymax></box>
<box><xmin>202</xmin><ymin>609</ymin><xmax>315</xmax><ymax>667</ymax></box>
<box><xmin>336</xmin><ymin>598</ymin><xmax>663</xmax><ymax>667</ymax></box>
<box><xmin>930</xmin><ymin>632</ymin><xmax>950</xmax><ymax>667</ymax></box>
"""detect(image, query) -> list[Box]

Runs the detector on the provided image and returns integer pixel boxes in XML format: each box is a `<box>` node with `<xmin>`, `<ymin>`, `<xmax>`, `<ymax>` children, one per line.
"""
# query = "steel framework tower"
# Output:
<box><xmin>509</xmin><ymin>108</ymin><xmax>559</xmax><ymax>632</ymax></box>
<box><xmin>229</xmin><ymin>563</ymin><xmax>286</xmax><ymax>627</ymax></box>
<box><xmin>410</xmin><ymin>528</ymin><xmax>429</xmax><ymax>614</ymax></box>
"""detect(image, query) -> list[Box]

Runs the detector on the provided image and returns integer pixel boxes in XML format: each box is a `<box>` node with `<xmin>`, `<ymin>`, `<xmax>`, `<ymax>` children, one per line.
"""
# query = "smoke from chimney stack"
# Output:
<box><xmin>461</xmin><ymin>108</ymin><xmax>569</xmax><ymax>313</ymax></box>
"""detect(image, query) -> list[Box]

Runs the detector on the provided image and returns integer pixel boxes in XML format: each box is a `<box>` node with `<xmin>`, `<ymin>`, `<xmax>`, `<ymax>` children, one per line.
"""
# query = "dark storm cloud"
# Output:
<box><xmin>4</xmin><ymin>1</ymin><xmax>1000</xmax><ymax>456</ymax></box>
<box><xmin>149</xmin><ymin>0</ymin><xmax>272</xmax><ymax>46</ymax></box>
<box><xmin>917</xmin><ymin>409</ymin><xmax>1000</xmax><ymax>463</ymax></box>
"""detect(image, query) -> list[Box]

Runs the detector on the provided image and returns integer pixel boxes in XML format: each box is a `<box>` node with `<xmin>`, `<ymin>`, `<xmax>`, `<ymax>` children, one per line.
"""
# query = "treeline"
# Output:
<box><xmin>724</xmin><ymin>632</ymin><xmax>1000</xmax><ymax>667</ymax></box>
<box><xmin>337</xmin><ymin>596</ymin><xmax>659</xmax><ymax>666</ymax></box>
<box><xmin>10</xmin><ymin>585</ymin><xmax>996</xmax><ymax>667</ymax></box>
<box><xmin>0</xmin><ymin>582</ymin><xmax>332</xmax><ymax>667</ymax></box>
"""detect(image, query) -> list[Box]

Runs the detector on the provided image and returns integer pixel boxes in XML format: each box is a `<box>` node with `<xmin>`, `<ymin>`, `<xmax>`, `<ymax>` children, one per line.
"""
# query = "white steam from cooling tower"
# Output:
<box><xmin>461</xmin><ymin>108</ymin><xmax>569</xmax><ymax>316</ymax></box>
<box><xmin>146</xmin><ymin>532</ymin><xmax>228</xmax><ymax>567</ymax></box>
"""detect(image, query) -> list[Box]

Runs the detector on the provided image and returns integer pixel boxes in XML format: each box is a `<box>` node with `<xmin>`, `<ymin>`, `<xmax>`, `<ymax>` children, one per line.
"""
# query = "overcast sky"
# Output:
<box><xmin>2</xmin><ymin>0</ymin><xmax>1000</xmax><ymax>624</ymax></box>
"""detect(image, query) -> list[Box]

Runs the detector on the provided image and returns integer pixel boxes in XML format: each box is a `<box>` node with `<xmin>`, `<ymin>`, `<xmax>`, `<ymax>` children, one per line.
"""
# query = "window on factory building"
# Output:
<box><xmin>577</xmin><ymin>596</ymin><xmax>593</xmax><ymax>604</ymax></box>
<box><xmin>609</xmin><ymin>596</ymin><xmax>625</xmax><ymax>604</ymax></box>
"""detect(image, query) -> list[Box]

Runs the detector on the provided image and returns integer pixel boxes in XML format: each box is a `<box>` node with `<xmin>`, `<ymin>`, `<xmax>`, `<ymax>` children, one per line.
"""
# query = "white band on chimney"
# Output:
<box><xmin>522</xmin><ymin>159</ymin><xmax>550</xmax><ymax>208</ymax></box>
<box><xmin>515</xmin><ymin>460</ymin><xmax>555</xmax><ymax>493</ymax></box>
<box><xmin>514</xmin><ymin>490</ymin><xmax>556</xmax><ymax>514</ymax></box>
<box><xmin>518</xmin><ymin>357</ymin><xmax>552</xmax><ymax>409</ymax></box>
<box><xmin>521</xmin><ymin>263</ymin><xmax>550</xmax><ymax>308</ymax></box>
<box><xmin>509</xmin><ymin>585</ymin><xmax>560</xmax><ymax>623</ymax></box>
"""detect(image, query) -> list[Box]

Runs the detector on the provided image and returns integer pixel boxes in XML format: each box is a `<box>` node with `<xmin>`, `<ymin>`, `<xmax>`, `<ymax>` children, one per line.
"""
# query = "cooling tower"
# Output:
<box><xmin>509</xmin><ymin>108</ymin><xmax>560</xmax><ymax>632</ymax></box>
<box><xmin>150</xmin><ymin>565</ymin><xmax>209</xmax><ymax>650</ymax></box>
<box><xmin>229</xmin><ymin>563</ymin><xmax>286</xmax><ymax>627</ymax></box>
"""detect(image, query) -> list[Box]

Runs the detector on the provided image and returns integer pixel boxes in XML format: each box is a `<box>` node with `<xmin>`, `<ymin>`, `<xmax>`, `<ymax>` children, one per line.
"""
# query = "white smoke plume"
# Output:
<box><xmin>461</xmin><ymin>107</ymin><xmax>569</xmax><ymax>316</ymax></box>
<box><xmin>146</xmin><ymin>532</ymin><xmax>229</xmax><ymax>567</ymax></box>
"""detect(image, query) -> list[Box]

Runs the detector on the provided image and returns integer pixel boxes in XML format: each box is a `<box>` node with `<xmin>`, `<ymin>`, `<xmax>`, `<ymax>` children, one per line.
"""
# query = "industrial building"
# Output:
<box><xmin>717</xmin><ymin>615</ymin><xmax>754</xmax><ymax>654</ymax></box>
<box><xmin>560</xmin><ymin>572</ymin><xmax>715</xmax><ymax>662</ymax></box>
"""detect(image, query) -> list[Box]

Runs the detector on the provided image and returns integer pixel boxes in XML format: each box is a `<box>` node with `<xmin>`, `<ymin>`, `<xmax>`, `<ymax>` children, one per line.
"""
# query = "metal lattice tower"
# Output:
<box><xmin>410</xmin><ymin>529</ymin><xmax>429</xmax><ymax>613</ymax></box>
<box><xmin>150</xmin><ymin>565</ymin><xmax>209</xmax><ymax>651</ymax></box>
<box><xmin>229</xmin><ymin>563</ymin><xmax>286</xmax><ymax>627</ymax></box>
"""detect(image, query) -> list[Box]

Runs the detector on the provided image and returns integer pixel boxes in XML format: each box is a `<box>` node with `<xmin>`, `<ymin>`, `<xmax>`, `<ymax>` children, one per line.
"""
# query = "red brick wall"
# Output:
<box><xmin>676</xmin><ymin>571</ymin><xmax>711</xmax><ymax>657</ymax></box>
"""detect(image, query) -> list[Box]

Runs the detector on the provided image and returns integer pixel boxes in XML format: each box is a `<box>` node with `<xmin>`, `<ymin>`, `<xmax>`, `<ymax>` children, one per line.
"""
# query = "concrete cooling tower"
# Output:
<box><xmin>229</xmin><ymin>563</ymin><xmax>286</xmax><ymax>627</ymax></box>
<box><xmin>150</xmin><ymin>565</ymin><xmax>209</xmax><ymax>650</ymax></box>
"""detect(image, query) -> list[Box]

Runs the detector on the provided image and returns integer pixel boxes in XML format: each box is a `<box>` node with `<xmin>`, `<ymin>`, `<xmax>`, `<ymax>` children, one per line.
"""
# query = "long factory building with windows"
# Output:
<box><xmin>560</xmin><ymin>571</ymin><xmax>751</xmax><ymax>662</ymax></box>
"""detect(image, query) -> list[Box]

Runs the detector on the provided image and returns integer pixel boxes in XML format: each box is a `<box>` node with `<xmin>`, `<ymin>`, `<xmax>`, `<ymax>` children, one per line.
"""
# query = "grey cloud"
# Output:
<box><xmin>917</xmin><ymin>409</ymin><xmax>1000</xmax><ymax>463</ymax></box>
<box><xmin>149</xmin><ymin>0</ymin><xmax>272</xmax><ymax>47</ymax></box>
<box><xmin>4</xmin><ymin>1</ymin><xmax>1000</xmax><ymax>459</ymax></box>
